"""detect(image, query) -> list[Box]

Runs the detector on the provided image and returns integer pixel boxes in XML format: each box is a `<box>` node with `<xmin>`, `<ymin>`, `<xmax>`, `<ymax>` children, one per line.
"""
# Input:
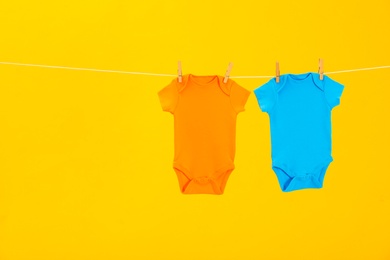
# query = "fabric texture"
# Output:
<box><xmin>254</xmin><ymin>73</ymin><xmax>344</xmax><ymax>192</ymax></box>
<box><xmin>158</xmin><ymin>74</ymin><xmax>250</xmax><ymax>194</ymax></box>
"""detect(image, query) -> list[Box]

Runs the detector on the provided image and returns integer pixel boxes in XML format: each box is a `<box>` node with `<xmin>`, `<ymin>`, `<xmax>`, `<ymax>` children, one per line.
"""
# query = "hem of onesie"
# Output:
<box><xmin>272</xmin><ymin>158</ymin><xmax>333</xmax><ymax>192</ymax></box>
<box><xmin>172</xmin><ymin>162</ymin><xmax>235</xmax><ymax>195</ymax></box>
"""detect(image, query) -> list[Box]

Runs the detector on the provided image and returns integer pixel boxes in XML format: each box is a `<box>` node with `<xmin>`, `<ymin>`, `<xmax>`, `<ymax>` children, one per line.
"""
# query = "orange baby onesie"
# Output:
<box><xmin>158</xmin><ymin>74</ymin><xmax>250</xmax><ymax>194</ymax></box>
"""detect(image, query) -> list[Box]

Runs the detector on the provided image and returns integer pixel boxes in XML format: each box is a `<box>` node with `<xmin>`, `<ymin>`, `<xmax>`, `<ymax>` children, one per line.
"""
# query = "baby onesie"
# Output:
<box><xmin>254</xmin><ymin>73</ymin><xmax>344</xmax><ymax>192</ymax></box>
<box><xmin>158</xmin><ymin>74</ymin><xmax>250</xmax><ymax>194</ymax></box>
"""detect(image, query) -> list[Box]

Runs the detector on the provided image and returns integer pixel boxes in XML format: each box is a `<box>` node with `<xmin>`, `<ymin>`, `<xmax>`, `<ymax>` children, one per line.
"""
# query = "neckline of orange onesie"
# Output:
<box><xmin>158</xmin><ymin>74</ymin><xmax>251</xmax><ymax>194</ymax></box>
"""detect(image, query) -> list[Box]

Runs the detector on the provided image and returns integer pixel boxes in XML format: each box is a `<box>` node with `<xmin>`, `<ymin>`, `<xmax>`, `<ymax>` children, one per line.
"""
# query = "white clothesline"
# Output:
<box><xmin>0</xmin><ymin>61</ymin><xmax>389</xmax><ymax>79</ymax></box>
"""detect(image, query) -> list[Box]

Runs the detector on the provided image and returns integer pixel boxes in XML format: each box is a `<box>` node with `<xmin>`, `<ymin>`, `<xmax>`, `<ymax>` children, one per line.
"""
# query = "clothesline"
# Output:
<box><xmin>0</xmin><ymin>61</ymin><xmax>389</xmax><ymax>79</ymax></box>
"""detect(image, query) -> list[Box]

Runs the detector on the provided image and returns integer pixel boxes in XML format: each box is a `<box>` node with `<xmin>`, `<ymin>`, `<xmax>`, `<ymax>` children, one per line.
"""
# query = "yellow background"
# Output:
<box><xmin>0</xmin><ymin>0</ymin><xmax>389</xmax><ymax>259</ymax></box>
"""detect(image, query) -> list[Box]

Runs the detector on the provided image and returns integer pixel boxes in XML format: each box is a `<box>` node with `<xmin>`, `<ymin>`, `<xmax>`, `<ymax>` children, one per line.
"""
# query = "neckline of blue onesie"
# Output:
<box><xmin>275</xmin><ymin>72</ymin><xmax>324</xmax><ymax>92</ymax></box>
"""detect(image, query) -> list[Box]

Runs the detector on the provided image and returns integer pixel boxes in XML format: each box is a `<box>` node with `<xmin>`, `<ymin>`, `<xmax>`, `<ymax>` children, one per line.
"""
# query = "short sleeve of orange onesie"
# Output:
<box><xmin>158</xmin><ymin>80</ymin><xmax>179</xmax><ymax>114</ymax></box>
<box><xmin>158</xmin><ymin>74</ymin><xmax>250</xmax><ymax>194</ymax></box>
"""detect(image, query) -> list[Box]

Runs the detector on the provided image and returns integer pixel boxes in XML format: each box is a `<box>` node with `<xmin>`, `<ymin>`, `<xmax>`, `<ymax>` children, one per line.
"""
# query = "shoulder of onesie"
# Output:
<box><xmin>310</xmin><ymin>72</ymin><xmax>325</xmax><ymax>91</ymax></box>
<box><xmin>216</xmin><ymin>76</ymin><xmax>234</xmax><ymax>96</ymax></box>
<box><xmin>218</xmin><ymin>77</ymin><xmax>250</xmax><ymax>96</ymax></box>
<box><xmin>176</xmin><ymin>74</ymin><xmax>191</xmax><ymax>93</ymax></box>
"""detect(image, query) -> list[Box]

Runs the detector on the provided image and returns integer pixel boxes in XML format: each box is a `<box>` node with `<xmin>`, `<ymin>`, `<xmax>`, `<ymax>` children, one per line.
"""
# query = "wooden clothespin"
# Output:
<box><xmin>276</xmin><ymin>61</ymin><xmax>280</xmax><ymax>83</ymax></box>
<box><xmin>177</xmin><ymin>61</ymin><xmax>183</xmax><ymax>83</ymax></box>
<box><xmin>318</xmin><ymin>58</ymin><xmax>324</xmax><ymax>80</ymax></box>
<box><xmin>223</xmin><ymin>62</ymin><xmax>233</xmax><ymax>83</ymax></box>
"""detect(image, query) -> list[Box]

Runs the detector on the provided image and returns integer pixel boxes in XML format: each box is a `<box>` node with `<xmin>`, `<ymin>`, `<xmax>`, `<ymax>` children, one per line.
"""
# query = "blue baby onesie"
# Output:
<box><xmin>254</xmin><ymin>73</ymin><xmax>344</xmax><ymax>192</ymax></box>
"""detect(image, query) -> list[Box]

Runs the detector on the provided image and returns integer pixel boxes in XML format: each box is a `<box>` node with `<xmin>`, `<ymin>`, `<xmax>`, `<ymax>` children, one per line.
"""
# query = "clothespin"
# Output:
<box><xmin>318</xmin><ymin>58</ymin><xmax>324</xmax><ymax>80</ymax></box>
<box><xmin>276</xmin><ymin>61</ymin><xmax>280</xmax><ymax>83</ymax></box>
<box><xmin>223</xmin><ymin>62</ymin><xmax>233</xmax><ymax>83</ymax></box>
<box><xmin>177</xmin><ymin>61</ymin><xmax>182</xmax><ymax>83</ymax></box>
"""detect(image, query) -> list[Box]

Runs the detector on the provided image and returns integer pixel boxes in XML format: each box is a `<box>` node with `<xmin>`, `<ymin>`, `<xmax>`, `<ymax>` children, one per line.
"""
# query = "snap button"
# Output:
<box><xmin>193</xmin><ymin>176</ymin><xmax>211</xmax><ymax>185</ymax></box>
